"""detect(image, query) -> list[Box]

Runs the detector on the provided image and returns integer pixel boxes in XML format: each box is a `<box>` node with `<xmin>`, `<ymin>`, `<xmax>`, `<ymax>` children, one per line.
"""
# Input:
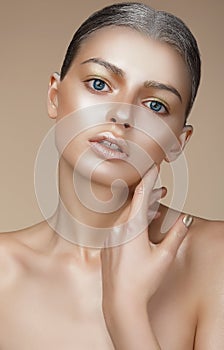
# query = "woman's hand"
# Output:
<box><xmin>100</xmin><ymin>164</ymin><xmax>193</xmax><ymax>349</ymax></box>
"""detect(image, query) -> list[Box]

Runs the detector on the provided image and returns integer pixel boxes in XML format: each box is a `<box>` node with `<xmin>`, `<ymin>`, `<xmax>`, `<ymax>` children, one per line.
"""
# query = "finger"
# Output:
<box><xmin>147</xmin><ymin>209</ymin><xmax>161</xmax><ymax>222</ymax></box>
<box><xmin>130</xmin><ymin>164</ymin><xmax>159</xmax><ymax>218</ymax></box>
<box><xmin>149</xmin><ymin>186</ymin><xmax>167</xmax><ymax>206</ymax></box>
<box><xmin>152</xmin><ymin>186</ymin><xmax>167</xmax><ymax>198</ymax></box>
<box><xmin>157</xmin><ymin>214</ymin><xmax>193</xmax><ymax>263</ymax></box>
<box><xmin>152</xmin><ymin>211</ymin><xmax>161</xmax><ymax>220</ymax></box>
<box><xmin>160</xmin><ymin>186</ymin><xmax>167</xmax><ymax>199</ymax></box>
<box><xmin>119</xmin><ymin>165</ymin><xmax>159</xmax><ymax>246</ymax></box>
<box><xmin>147</xmin><ymin>187</ymin><xmax>166</xmax><ymax>224</ymax></box>
<box><xmin>147</xmin><ymin>201</ymin><xmax>160</xmax><ymax>222</ymax></box>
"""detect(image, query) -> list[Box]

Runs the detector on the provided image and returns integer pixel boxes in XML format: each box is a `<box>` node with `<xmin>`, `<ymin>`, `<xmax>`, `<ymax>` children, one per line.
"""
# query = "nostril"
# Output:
<box><xmin>109</xmin><ymin>117</ymin><xmax>130</xmax><ymax>128</ymax></box>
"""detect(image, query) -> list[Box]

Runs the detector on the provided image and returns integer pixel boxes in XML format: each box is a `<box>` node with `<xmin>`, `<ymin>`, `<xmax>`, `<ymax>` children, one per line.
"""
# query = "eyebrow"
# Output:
<box><xmin>81</xmin><ymin>58</ymin><xmax>125</xmax><ymax>77</ymax></box>
<box><xmin>144</xmin><ymin>80</ymin><xmax>182</xmax><ymax>103</ymax></box>
<box><xmin>81</xmin><ymin>58</ymin><xmax>182</xmax><ymax>102</ymax></box>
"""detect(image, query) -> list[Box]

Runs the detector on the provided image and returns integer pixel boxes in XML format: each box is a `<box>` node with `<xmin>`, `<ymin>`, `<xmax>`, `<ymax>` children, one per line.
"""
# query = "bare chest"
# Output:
<box><xmin>0</xmin><ymin>268</ymin><xmax>197</xmax><ymax>350</ymax></box>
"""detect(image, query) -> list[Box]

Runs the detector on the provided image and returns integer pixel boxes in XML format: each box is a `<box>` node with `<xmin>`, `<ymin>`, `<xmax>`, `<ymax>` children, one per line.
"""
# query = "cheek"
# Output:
<box><xmin>63</xmin><ymin>139</ymin><xmax>84</xmax><ymax>167</ymax></box>
<box><xmin>130</xmin><ymin>131</ymin><xmax>166</xmax><ymax>166</ymax></box>
<box><xmin>57</xmin><ymin>88</ymin><xmax>80</xmax><ymax>118</ymax></box>
<box><xmin>147</xmin><ymin>140</ymin><xmax>165</xmax><ymax>163</ymax></box>
<box><xmin>131</xmin><ymin>116</ymin><xmax>185</xmax><ymax>165</ymax></box>
<box><xmin>57</xmin><ymin>80</ymin><xmax>102</xmax><ymax>119</ymax></box>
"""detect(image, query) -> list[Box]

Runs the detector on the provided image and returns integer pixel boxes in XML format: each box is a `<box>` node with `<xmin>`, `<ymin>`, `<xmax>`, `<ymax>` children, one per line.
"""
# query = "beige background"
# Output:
<box><xmin>0</xmin><ymin>0</ymin><xmax>223</xmax><ymax>232</ymax></box>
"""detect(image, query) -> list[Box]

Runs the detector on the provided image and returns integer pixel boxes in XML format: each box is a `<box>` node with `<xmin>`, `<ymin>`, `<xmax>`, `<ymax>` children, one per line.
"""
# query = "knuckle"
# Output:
<box><xmin>175</xmin><ymin>229</ymin><xmax>186</xmax><ymax>239</ymax></box>
<box><xmin>159</xmin><ymin>248</ymin><xmax>174</xmax><ymax>264</ymax></box>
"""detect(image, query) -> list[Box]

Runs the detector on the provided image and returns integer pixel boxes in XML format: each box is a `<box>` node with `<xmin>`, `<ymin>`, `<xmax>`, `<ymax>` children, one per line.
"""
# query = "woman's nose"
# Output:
<box><xmin>105</xmin><ymin>103</ymin><xmax>135</xmax><ymax>128</ymax></box>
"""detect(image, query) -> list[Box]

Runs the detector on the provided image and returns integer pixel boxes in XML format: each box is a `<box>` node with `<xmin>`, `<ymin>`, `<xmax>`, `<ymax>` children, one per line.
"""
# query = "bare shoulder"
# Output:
<box><xmin>183</xmin><ymin>219</ymin><xmax>224</xmax><ymax>347</ymax></box>
<box><xmin>0</xmin><ymin>221</ymin><xmax>53</xmax><ymax>283</ymax></box>
<box><xmin>185</xmin><ymin>216</ymin><xmax>224</xmax><ymax>297</ymax></box>
<box><xmin>186</xmin><ymin>216</ymin><xmax>224</xmax><ymax>263</ymax></box>
<box><xmin>0</xmin><ymin>229</ymin><xmax>29</xmax><ymax>286</ymax></box>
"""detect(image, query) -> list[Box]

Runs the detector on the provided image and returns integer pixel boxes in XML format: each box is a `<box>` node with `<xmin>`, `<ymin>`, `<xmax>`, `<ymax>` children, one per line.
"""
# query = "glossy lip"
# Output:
<box><xmin>88</xmin><ymin>131</ymin><xmax>129</xmax><ymax>160</ymax></box>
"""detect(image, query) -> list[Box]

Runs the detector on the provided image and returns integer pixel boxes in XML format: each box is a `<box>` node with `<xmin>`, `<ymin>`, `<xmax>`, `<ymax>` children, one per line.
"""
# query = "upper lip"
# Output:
<box><xmin>88</xmin><ymin>132</ymin><xmax>129</xmax><ymax>155</ymax></box>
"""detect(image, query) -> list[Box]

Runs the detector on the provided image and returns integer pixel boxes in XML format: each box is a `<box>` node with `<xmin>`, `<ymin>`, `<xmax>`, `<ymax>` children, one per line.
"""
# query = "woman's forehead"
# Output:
<box><xmin>72</xmin><ymin>26</ymin><xmax>191</xmax><ymax>103</ymax></box>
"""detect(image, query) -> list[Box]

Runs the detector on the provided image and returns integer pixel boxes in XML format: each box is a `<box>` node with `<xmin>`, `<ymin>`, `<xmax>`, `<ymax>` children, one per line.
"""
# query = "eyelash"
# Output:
<box><xmin>84</xmin><ymin>78</ymin><xmax>111</xmax><ymax>93</ymax></box>
<box><xmin>84</xmin><ymin>78</ymin><xmax>169</xmax><ymax>115</ymax></box>
<box><xmin>143</xmin><ymin>100</ymin><xmax>169</xmax><ymax>115</ymax></box>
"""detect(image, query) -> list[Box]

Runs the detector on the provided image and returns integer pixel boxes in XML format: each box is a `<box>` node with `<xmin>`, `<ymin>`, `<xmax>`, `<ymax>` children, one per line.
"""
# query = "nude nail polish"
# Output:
<box><xmin>182</xmin><ymin>215</ymin><xmax>193</xmax><ymax>228</ymax></box>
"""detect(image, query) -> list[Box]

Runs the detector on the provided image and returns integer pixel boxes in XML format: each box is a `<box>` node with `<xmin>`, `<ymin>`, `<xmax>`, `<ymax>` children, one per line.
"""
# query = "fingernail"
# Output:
<box><xmin>182</xmin><ymin>215</ymin><xmax>193</xmax><ymax>228</ymax></box>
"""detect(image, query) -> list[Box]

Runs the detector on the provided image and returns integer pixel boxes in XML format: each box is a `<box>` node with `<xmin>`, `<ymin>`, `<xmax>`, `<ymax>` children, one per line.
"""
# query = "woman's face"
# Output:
<box><xmin>48</xmin><ymin>26</ymin><xmax>192</xmax><ymax>187</ymax></box>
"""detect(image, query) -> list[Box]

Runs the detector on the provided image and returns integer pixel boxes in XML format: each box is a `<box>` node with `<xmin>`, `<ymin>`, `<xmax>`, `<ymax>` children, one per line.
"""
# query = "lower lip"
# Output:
<box><xmin>88</xmin><ymin>141</ymin><xmax>128</xmax><ymax>160</ymax></box>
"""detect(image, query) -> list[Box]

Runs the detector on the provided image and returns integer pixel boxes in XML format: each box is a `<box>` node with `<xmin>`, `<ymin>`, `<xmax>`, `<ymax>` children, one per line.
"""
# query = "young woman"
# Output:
<box><xmin>0</xmin><ymin>2</ymin><xmax>223</xmax><ymax>349</ymax></box>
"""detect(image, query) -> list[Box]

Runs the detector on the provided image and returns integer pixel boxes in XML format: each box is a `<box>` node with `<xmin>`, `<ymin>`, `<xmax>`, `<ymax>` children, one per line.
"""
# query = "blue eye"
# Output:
<box><xmin>144</xmin><ymin>100</ymin><xmax>168</xmax><ymax>114</ymax></box>
<box><xmin>87</xmin><ymin>79</ymin><xmax>110</xmax><ymax>92</ymax></box>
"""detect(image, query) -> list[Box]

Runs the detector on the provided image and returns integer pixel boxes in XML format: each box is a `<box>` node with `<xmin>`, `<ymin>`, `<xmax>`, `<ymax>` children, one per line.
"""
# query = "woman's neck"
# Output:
<box><xmin>50</xmin><ymin>158</ymin><xmax>134</xmax><ymax>248</ymax></box>
<box><xmin>48</xmin><ymin>158</ymin><xmax>174</xmax><ymax>255</ymax></box>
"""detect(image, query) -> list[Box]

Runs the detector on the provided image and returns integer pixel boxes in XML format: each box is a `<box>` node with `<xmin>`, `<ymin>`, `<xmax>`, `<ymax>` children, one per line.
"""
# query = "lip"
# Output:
<box><xmin>88</xmin><ymin>132</ymin><xmax>129</xmax><ymax>160</ymax></box>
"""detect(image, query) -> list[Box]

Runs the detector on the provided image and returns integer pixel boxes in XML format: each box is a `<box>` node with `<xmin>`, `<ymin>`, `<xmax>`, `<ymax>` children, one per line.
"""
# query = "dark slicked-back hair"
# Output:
<box><xmin>60</xmin><ymin>2</ymin><xmax>201</xmax><ymax>116</ymax></box>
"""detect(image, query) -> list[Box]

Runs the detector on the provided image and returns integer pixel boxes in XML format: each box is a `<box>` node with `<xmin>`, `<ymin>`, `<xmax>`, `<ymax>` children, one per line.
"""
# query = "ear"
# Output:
<box><xmin>165</xmin><ymin>125</ymin><xmax>193</xmax><ymax>162</ymax></box>
<box><xmin>47</xmin><ymin>72</ymin><xmax>60</xmax><ymax>119</ymax></box>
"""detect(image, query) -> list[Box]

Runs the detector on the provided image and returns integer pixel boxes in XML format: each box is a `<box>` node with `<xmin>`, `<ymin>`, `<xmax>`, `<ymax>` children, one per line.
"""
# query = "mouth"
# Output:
<box><xmin>88</xmin><ymin>132</ymin><xmax>129</xmax><ymax>160</ymax></box>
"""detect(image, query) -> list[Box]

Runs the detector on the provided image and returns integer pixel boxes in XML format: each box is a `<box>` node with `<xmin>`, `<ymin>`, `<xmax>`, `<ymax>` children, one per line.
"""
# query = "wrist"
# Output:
<box><xmin>103</xmin><ymin>291</ymin><xmax>147</xmax><ymax>309</ymax></box>
<box><xmin>103</xmin><ymin>297</ymin><xmax>148</xmax><ymax>327</ymax></box>
<box><xmin>103</xmin><ymin>305</ymin><xmax>161</xmax><ymax>350</ymax></box>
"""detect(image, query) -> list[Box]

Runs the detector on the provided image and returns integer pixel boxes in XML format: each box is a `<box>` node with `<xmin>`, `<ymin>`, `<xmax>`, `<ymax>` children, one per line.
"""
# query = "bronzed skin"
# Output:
<box><xmin>0</xmin><ymin>27</ymin><xmax>223</xmax><ymax>349</ymax></box>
